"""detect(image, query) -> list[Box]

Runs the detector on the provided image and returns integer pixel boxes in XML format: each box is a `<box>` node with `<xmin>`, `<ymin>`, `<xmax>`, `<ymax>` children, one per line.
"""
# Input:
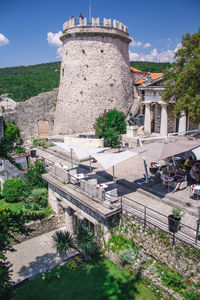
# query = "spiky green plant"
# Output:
<box><xmin>52</xmin><ymin>222</ymin><xmax>98</xmax><ymax>259</ymax></box>
<box><xmin>52</xmin><ymin>231</ymin><xmax>75</xmax><ymax>256</ymax></box>
<box><xmin>75</xmin><ymin>222</ymin><xmax>98</xmax><ymax>257</ymax></box>
<box><xmin>22</xmin><ymin>201</ymin><xmax>45</xmax><ymax>220</ymax></box>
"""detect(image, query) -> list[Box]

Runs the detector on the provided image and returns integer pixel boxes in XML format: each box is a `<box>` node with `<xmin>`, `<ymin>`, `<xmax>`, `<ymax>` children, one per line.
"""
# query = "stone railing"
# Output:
<box><xmin>63</xmin><ymin>17</ymin><xmax>128</xmax><ymax>33</ymax></box>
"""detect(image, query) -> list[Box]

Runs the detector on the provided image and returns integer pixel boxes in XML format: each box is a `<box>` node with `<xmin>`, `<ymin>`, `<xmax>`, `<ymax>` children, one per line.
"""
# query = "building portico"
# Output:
<box><xmin>138</xmin><ymin>75</ymin><xmax>188</xmax><ymax>136</ymax></box>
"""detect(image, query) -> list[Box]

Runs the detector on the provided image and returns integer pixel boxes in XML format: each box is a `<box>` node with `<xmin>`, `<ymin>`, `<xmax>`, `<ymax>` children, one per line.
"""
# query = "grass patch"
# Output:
<box><xmin>14</xmin><ymin>258</ymin><xmax>159</xmax><ymax>300</ymax></box>
<box><xmin>0</xmin><ymin>198</ymin><xmax>54</xmax><ymax>219</ymax></box>
<box><xmin>0</xmin><ymin>198</ymin><xmax>23</xmax><ymax>212</ymax></box>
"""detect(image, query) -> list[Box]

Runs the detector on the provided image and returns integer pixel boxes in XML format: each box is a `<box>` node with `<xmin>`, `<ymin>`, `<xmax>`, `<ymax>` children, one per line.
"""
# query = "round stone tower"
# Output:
<box><xmin>53</xmin><ymin>17</ymin><xmax>134</xmax><ymax>135</ymax></box>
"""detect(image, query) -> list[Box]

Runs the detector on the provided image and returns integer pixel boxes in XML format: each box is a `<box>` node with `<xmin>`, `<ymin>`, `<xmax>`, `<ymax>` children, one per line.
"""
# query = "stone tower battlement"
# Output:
<box><xmin>53</xmin><ymin>17</ymin><xmax>134</xmax><ymax>135</ymax></box>
<box><xmin>63</xmin><ymin>17</ymin><xmax>129</xmax><ymax>34</ymax></box>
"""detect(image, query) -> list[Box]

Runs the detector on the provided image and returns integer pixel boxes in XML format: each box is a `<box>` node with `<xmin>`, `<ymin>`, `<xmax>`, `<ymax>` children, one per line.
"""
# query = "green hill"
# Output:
<box><xmin>0</xmin><ymin>62</ymin><xmax>60</xmax><ymax>102</ymax></box>
<box><xmin>0</xmin><ymin>61</ymin><xmax>171</xmax><ymax>102</ymax></box>
<box><xmin>130</xmin><ymin>61</ymin><xmax>171</xmax><ymax>73</ymax></box>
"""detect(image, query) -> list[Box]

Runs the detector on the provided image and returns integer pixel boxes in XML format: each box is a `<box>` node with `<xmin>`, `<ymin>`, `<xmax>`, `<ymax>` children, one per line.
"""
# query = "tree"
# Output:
<box><xmin>52</xmin><ymin>221</ymin><xmax>98</xmax><ymax>259</ymax></box>
<box><xmin>4</xmin><ymin>121</ymin><xmax>20</xmax><ymax>143</ymax></box>
<box><xmin>0</xmin><ymin>208</ymin><xmax>28</xmax><ymax>299</ymax></box>
<box><xmin>0</xmin><ymin>120</ymin><xmax>22</xmax><ymax>169</ymax></box>
<box><xmin>94</xmin><ymin>109</ymin><xmax>126</xmax><ymax>148</ymax></box>
<box><xmin>162</xmin><ymin>28</ymin><xmax>200</xmax><ymax>125</ymax></box>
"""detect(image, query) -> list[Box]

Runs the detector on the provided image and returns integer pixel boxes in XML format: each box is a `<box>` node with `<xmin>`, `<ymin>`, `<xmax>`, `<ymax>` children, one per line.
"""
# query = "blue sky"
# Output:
<box><xmin>0</xmin><ymin>0</ymin><xmax>199</xmax><ymax>68</ymax></box>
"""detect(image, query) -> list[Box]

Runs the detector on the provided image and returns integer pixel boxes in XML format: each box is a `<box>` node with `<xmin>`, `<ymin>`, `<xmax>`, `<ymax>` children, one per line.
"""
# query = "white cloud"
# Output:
<box><xmin>143</xmin><ymin>42</ymin><xmax>151</xmax><ymax>48</ymax></box>
<box><xmin>47</xmin><ymin>31</ymin><xmax>62</xmax><ymax>47</ymax></box>
<box><xmin>174</xmin><ymin>42</ymin><xmax>182</xmax><ymax>53</ymax></box>
<box><xmin>129</xmin><ymin>51</ymin><xmax>140</xmax><ymax>61</ymax></box>
<box><xmin>56</xmin><ymin>46</ymin><xmax>63</xmax><ymax>58</ymax></box>
<box><xmin>47</xmin><ymin>31</ymin><xmax>62</xmax><ymax>58</ymax></box>
<box><xmin>0</xmin><ymin>33</ymin><xmax>9</xmax><ymax>46</ymax></box>
<box><xmin>130</xmin><ymin>37</ymin><xmax>142</xmax><ymax>47</ymax></box>
<box><xmin>129</xmin><ymin>42</ymin><xmax>182</xmax><ymax>62</ymax></box>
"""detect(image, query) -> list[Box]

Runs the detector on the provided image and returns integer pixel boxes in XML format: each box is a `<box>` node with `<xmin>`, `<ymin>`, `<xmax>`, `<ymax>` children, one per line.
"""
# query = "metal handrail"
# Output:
<box><xmin>122</xmin><ymin>195</ymin><xmax>199</xmax><ymax>247</ymax></box>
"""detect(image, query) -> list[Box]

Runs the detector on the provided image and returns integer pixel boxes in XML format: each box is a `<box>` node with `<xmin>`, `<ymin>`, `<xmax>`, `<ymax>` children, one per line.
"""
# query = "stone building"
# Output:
<box><xmin>0</xmin><ymin>94</ymin><xmax>16</xmax><ymax>113</ymax></box>
<box><xmin>135</xmin><ymin>73</ymin><xmax>193</xmax><ymax>136</ymax></box>
<box><xmin>53</xmin><ymin>17</ymin><xmax>135</xmax><ymax>135</ymax></box>
<box><xmin>43</xmin><ymin>166</ymin><xmax>121</xmax><ymax>242</ymax></box>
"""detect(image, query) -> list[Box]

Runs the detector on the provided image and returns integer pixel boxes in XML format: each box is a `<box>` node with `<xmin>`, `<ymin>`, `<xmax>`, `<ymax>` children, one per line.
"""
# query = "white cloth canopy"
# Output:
<box><xmin>53</xmin><ymin>142</ymin><xmax>108</xmax><ymax>160</ymax></box>
<box><xmin>93</xmin><ymin>150</ymin><xmax>138</xmax><ymax>170</ymax></box>
<box><xmin>53</xmin><ymin>142</ymin><xmax>85</xmax><ymax>153</ymax></box>
<box><xmin>70</xmin><ymin>145</ymin><xmax>109</xmax><ymax>160</ymax></box>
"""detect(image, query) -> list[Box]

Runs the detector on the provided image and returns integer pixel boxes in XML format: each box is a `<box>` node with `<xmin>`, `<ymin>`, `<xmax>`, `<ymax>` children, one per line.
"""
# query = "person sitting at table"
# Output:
<box><xmin>171</xmin><ymin>167</ymin><xmax>186</xmax><ymax>193</ymax></box>
<box><xmin>189</xmin><ymin>163</ymin><xmax>200</xmax><ymax>183</ymax></box>
<box><xmin>184</xmin><ymin>156</ymin><xmax>195</xmax><ymax>172</ymax></box>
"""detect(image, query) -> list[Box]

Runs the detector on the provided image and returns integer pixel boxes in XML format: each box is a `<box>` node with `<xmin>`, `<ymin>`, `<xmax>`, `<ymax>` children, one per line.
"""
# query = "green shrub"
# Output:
<box><xmin>13</xmin><ymin>146</ymin><xmax>25</xmax><ymax>154</ymax></box>
<box><xmin>2</xmin><ymin>178</ymin><xmax>25</xmax><ymax>203</ymax></box>
<box><xmin>32</xmin><ymin>139</ymin><xmax>53</xmax><ymax>148</ymax></box>
<box><xmin>66</xmin><ymin>259</ymin><xmax>78</xmax><ymax>270</ymax></box>
<box><xmin>4</xmin><ymin>121</ymin><xmax>20</xmax><ymax>143</ymax></box>
<box><xmin>24</xmin><ymin>159</ymin><xmax>47</xmax><ymax>188</ymax></box>
<box><xmin>94</xmin><ymin>109</ymin><xmax>126</xmax><ymax>148</ymax></box>
<box><xmin>27</xmin><ymin>188</ymin><xmax>48</xmax><ymax>207</ymax></box>
<box><xmin>22</xmin><ymin>201</ymin><xmax>45</xmax><ymax>220</ymax></box>
<box><xmin>120</xmin><ymin>249</ymin><xmax>135</xmax><ymax>266</ymax></box>
<box><xmin>108</xmin><ymin>234</ymin><xmax>135</xmax><ymax>253</ymax></box>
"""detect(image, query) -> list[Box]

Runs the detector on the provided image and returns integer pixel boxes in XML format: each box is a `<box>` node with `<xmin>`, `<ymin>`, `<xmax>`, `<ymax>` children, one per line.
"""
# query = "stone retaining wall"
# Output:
<box><xmin>4</xmin><ymin>89</ymin><xmax>58</xmax><ymax>142</ymax></box>
<box><xmin>12</xmin><ymin>214</ymin><xmax>65</xmax><ymax>244</ymax></box>
<box><xmin>120</xmin><ymin>213</ymin><xmax>200</xmax><ymax>285</ymax></box>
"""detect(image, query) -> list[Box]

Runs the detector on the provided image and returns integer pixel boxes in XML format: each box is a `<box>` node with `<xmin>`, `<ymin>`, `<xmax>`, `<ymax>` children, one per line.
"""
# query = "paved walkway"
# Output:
<box><xmin>7</xmin><ymin>228</ymin><xmax>76</xmax><ymax>284</ymax></box>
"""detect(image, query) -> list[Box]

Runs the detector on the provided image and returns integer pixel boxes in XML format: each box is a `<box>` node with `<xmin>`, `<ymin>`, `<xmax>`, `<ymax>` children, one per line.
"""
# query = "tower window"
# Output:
<box><xmin>101</xmin><ymin>50</ymin><xmax>104</xmax><ymax>53</ymax></box>
<box><xmin>62</xmin><ymin>68</ymin><xmax>64</xmax><ymax>77</ymax></box>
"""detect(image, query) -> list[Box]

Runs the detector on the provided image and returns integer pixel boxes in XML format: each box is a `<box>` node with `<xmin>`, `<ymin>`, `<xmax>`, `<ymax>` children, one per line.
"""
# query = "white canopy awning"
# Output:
<box><xmin>93</xmin><ymin>150</ymin><xmax>138</xmax><ymax>170</ymax></box>
<box><xmin>53</xmin><ymin>142</ymin><xmax>108</xmax><ymax>160</ymax></box>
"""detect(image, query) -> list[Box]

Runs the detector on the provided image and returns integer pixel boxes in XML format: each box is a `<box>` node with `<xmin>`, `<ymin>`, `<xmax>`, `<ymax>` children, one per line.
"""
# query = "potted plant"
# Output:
<box><xmin>168</xmin><ymin>208</ymin><xmax>184</xmax><ymax>233</ymax></box>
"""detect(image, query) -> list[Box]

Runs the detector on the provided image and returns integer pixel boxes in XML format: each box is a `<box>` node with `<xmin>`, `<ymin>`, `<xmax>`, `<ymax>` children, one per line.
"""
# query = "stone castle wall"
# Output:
<box><xmin>4</xmin><ymin>90</ymin><xmax>58</xmax><ymax>142</ymax></box>
<box><xmin>53</xmin><ymin>18</ymin><xmax>135</xmax><ymax>135</ymax></box>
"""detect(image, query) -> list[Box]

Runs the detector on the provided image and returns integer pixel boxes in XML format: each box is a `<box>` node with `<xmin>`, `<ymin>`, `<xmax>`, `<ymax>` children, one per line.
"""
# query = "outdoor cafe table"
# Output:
<box><xmin>97</xmin><ymin>183</ymin><xmax>108</xmax><ymax>189</ymax></box>
<box><xmin>162</xmin><ymin>176</ymin><xmax>174</xmax><ymax>193</ymax></box>
<box><xmin>73</xmin><ymin>173</ymin><xmax>89</xmax><ymax>180</ymax></box>
<box><xmin>190</xmin><ymin>184</ymin><xmax>200</xmax><ymax>200</ymax></box>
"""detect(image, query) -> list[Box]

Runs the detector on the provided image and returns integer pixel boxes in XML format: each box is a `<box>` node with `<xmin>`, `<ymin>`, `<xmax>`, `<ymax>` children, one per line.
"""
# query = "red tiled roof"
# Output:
<box><xmin>130</xmin><ymin>67</ymin><xmax>143</xmax><ymax>73</ymax></box>
<box><xmin>135</xmin><ymin>73</ymin><xmax>163</xmax><ymax>85</ymax></box>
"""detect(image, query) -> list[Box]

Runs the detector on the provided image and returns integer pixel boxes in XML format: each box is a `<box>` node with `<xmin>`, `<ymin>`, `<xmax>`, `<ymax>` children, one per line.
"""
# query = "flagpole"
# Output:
<box><xmin>89</xmin><ymin>0</ymin><xmax>92</xmax><ymax>24</ymax></box>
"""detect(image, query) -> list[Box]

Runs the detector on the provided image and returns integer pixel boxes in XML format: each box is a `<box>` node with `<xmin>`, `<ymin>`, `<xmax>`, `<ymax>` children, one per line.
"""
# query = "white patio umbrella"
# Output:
<box><xmin>93</xmin><ymin>150</ymin><xmax>138</xmax><ymax>182</ymax></box>
<box><xmin>132</xmin><ymin>138</ymin><xmax>200</xmax><ymax>183</ymax></box>
<box><xmin>133</xmin><ymin>139</ymin><xmax>200</xmax><ymax>161</ymax></box>
<box><xmin>192</xmin><ymin>147</ymin><xmax>200</xmax><ymax>159</ymax></box>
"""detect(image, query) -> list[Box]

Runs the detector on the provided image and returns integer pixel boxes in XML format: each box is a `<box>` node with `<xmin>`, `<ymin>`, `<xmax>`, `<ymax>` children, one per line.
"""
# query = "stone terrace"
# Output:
<box><xmin>36</xmin><ymin>146</ymin><xmax>200</xmax><ymax>248</ymax></box>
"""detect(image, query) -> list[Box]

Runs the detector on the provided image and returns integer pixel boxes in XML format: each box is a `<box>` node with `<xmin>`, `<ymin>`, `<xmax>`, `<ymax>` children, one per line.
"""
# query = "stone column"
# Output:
<box><xmin>65</xmin><ymin>207</ymin><xmax>74</xmax><ymax>235</ymax></box>
<box><xmin>178</xmin><ymin>111</ymin><xmax>186</xmax><ymax>133</ymax></box>
<box><xmin>160</xmin><ymin>103</ymin><xmax>168</xmax><ymax>136</ymax></box>
<box><xmin>144</xmin><ymin>102</ymin><xmax>151</xmax><ymax>134</ymax></box>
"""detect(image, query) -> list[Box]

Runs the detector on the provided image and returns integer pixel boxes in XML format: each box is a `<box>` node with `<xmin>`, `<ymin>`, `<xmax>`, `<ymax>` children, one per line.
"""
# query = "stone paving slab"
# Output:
<box><xmin>7</xmin><ymin>228</ymin><xmax>76</xmax><ymax>284</ymax></box>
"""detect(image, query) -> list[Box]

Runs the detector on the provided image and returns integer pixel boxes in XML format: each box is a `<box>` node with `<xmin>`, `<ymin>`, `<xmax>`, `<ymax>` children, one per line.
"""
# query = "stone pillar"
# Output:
<box><xmin>160</xmin><ymin>103</ymin><xmax>168</xmax><ymax>136</ymax></box>
<box><xmin>144</xmin><ymin>103</ymin><xmax>151</xmax><ymax>134</ymax></box>
<box><xmin>65</xmin><ymin>207</ymin><xmax>74</xmax><ymax>235</ymax></box>
<box><xmin>178</xmin><ymin>111</ymin><xmax>186</xmax><ymax>133</ymax></box>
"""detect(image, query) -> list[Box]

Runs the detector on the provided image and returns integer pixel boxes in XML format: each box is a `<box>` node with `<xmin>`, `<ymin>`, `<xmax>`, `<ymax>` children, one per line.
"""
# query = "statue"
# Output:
<box><xmin>128</xmin><ymin>112</ymin><xmax>137</xmax><ymax>126</ymax></box>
